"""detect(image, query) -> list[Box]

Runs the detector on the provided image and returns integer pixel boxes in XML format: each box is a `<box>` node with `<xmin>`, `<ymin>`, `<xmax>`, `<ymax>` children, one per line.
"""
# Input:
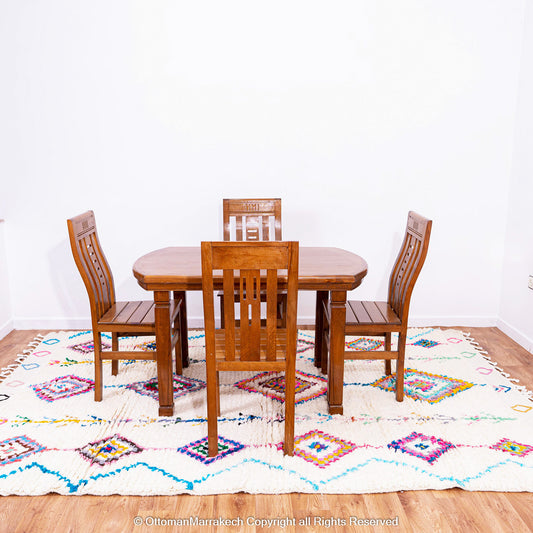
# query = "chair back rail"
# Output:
<box><xmin>67</xmin><ymin>211</ymin><xmax>115</xmax><ymax>322</ymax></box>
<box><xmin>223</xmin><ymin>198</ymin><xmax>282</xmax><ymax>242</ymax></box>
<box><xmin>388</xmin><ymin>211</ymin><xmax>432</xmax><ymax>322</ymax></box>
<box><xmin>202</xmin><ymin>241</ymin><xmax>298</xmax><ymax>363</ymax></box>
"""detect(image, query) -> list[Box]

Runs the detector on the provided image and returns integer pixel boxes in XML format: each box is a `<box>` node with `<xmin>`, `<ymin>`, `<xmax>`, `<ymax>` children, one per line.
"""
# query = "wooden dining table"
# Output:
<box><xmin>133</xmin><ymin>246</ymin><xmax>367</xmax><ymax>416</ymax></box>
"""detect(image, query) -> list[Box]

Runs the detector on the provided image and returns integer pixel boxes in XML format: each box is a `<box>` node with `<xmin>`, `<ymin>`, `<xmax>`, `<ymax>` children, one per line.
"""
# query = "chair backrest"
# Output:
<box><xmin>388</xmin><ymin>211</ymin><xmax>432</xmax><ymax>322</ymax></box>
<box><xmin>67</xmin><ymin>211</ymin><xmax>115</xmax><ymax>323</ymax></box>
<box><xmin>202</xmin><ymin>241</ymin><xmax>298</xmax><ymax>362</ymax></box>
<box><xmin>223</xmin><ymin>198</ymin><xmax>282</xmax><ymax>242</ymax></box>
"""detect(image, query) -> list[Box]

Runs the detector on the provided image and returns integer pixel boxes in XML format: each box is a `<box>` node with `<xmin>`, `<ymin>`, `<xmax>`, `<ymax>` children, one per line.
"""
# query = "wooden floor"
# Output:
<box><xmin>1</xmin><ymin>327</ymin><xmax>532</xmax><ymax>533</ymax></box>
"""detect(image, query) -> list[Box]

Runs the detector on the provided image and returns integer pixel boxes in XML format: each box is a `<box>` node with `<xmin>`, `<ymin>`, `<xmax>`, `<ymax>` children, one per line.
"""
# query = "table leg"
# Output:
<box><xmin>314</xmin><ymin>291</ymin><xmax>328</xmax><ymax>369</ymax></box>
<box><xmin>328</xmin><ymin>290</ymin><xmax>347</xmax><ymax>415</ymax></box>
<box><xmin>155</xmin><ymin>290</ymin><xmax>173</xmax><ymax>416</ymax></box>
<box><xmin>179</xmin><ymin>291</ymin><xmax>189</xmax><ymax>368</ymax></box>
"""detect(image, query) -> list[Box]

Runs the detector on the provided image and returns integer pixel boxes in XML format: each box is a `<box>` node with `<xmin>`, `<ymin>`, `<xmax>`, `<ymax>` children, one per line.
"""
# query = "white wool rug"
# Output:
<box><xmin>0</xmin><ymin>328</ymin><xmax>532</xmax><ymax>495</ymax></box>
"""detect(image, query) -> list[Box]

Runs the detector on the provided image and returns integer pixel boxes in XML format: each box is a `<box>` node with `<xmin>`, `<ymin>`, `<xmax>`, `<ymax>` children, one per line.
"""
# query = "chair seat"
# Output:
<box><xmin>99</xmin><ymin>299</ymin><xmax>180</xmax><ymax>329</ymax></box>
<box><xmin>217</xmin><ymin>290</ymin><xmax>287</xmax><ymax>302</ymax></box>
<box><xmin>214</xmin><ymin>328</ymin><xmax>288</xmax><ymax>364</ymax></box>
<box><xmin>345</xmin><ymin>301</ymin><xmax>401</xmax><ymax>326</ymax></box>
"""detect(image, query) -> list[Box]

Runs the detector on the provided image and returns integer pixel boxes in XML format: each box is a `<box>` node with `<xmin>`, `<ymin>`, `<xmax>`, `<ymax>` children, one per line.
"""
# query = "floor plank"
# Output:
<box><xmin>0</xmin><ymin>326</ymin><xmax>532</xmax><ymax>532</ymax></box>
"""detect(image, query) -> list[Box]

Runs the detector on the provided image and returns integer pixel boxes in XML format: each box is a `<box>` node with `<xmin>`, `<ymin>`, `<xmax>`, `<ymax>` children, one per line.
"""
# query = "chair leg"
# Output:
<box><xmin>111</xmin><ymin>333</ymin><xmax>119</xmax><ymax>376</ymax></box>
<box><xmin>216</xmin><ymin>371</ymin><xmax>220</xmax><ymax>417</ymax></box>
<box><xmin>396</xmin><ymin>332</ymin><xmax>406</xmax><ymax>402</ymax></box>
<box><xmin>219</xmin><ymin>295</ymin><xmax>225</xmax><ymax>329</ymax></box>
<box><xmin>174</xmin><ymin>334</ymin><xmax>183</xmax><ymax>375</ymax></box>
<box><xmin>177</xmin><ymin>291</ymin><xmax>189</xmax><ymax>369</ymax></box>
<box><xmin>278</xmin><ymin>294</ymin><xmax>287</xmax><ymax>328</ymax></box>
<box><xmin>321</xmin><ymin>330</ymin><xmax>329</xmax><ymax>376</ymax></box>
<box><xmin>206</xmin><ymin>358</ymin><xmax>219</xmax><ymax>457</ymax></box>
<box><xmin>314</xmin><ymin>291</ymin><xmax>327</xmax><ymax>370</ymax></box>
<box><xmin>173</xmin><ymin>301</ymin><xmax>183</xmax><ymax>376</ymax></box>
<box><xmin>283</xmin><ymin>366</ymin><xmax>296</xmax><ymax>456</ymax></box>
<box><xmin>93</xmin><ymin>332</ymin><xmax>103</xmax><ymax>401</ymax></box>
<box><xmin>385</xmin><ymin>332</ymin><xmax>392</xmax><ymax>375</ymax></box>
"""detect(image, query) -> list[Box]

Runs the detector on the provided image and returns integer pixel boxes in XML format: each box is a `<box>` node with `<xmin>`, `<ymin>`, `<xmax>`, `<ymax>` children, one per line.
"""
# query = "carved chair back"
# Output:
<box><xmin>67</xmin><ymin>211</ymin><xmax>115</xmax><ymax>323</ymax></box>
<box><xmin>388</xmin><ymin>211</ymin><xmax>432</xmax><ymax>323</ymax></box>
<box><xmin>223</xmin><ymin>198</ymin><xmax>282</xmax><ymax>242</ymax></box>
<box><xmin>202</xmin><ymin>241</ymin><xmax>298</xmax><ymax>362</ymax></box>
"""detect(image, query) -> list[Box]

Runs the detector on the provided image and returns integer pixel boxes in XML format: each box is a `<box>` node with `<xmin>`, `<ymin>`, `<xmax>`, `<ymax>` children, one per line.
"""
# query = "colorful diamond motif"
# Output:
<box><xmin>32</xmin><ymin>375</ymin><xmax>94</xmax><ymax>402</ymax></box>
<box><xmin>388</xmin><ymin>432</ymin><xmax>454</xmax><ymax>464</ymax></box>
<box><xmin>134</xmin><ymin>340</ymin><xmax>156</xmax><ymax>351</ymax></box>
<box><xmin>413</xmin><ymin>339</ymin><xmax>439</xmax><ymax>348</ymax></box>
<box><xmin>78</xmin><ymin>434</ymin><xmax>142</xmax><ymax>466</ymax></box>
<box><xmin>178</xmin><ymin>436</ymin><xmax>244</xmax><ymax>464</ymax></box>
<box><xmin>0</xmin><ymin>436</ymin><xmax>45</xmax><ymax>466</ymax></box>
<box><xmin>127</xmin><ymin>375</ymin><xmax>205</xmax><ymax>400</ymax></box>
<box><xmin>297</xmin><ymin>337</ymin><xmax>315</xmax><ymax>354</ymax></box>
<box><xmin>258</xmin><ymin>375</ymin><xmax>313</xmax><ymax>395</ymax></box>
<box><xmin>235</xmin><ymin>370</ymin><xmax>327</xmax><ymax>404</ymax></box>
<box><xmin>372</xmin><ymin>368</ymin><xmax>473</xmax><ymax>403</ymax></box>
<box><xmin>69</xmin><ymin>340</ymin><xmax>111</xmax><ymax>355</ymax></box>
<box><xmin>287</xmin><ymin>430</ymin><xmax>356</xmax><ymax>468</ymax></box>
<box><xmin>490</xmin><ymin>438</ymin><xmax>533</xmax><ymax>457</ymax></box>
<box><xmin>346</xmin><ymin>337</ymin><xmax>384</xmax><ymax>351</ymax></box>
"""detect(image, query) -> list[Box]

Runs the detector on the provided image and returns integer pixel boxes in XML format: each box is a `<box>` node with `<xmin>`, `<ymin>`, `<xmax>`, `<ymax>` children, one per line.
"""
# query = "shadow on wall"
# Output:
<box><xmin>48</xmin><ymin>238</ymin><xmax>90</xmax><ymax>323</ymax></box>
<box><xmin>375</xmin><ymin>230</ymin><xmax>403</xmax><ymax>300</ymax></box>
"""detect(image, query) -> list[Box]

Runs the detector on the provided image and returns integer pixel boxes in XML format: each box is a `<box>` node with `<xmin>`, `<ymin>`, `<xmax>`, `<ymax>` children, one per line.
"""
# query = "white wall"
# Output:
<box><xmin>0</xmin><ymin>1</ymin><xmax>526</xmax><ymax>332</ymax></box>
<box><xmin>499</xmin><ymin>0</ymin><xmax>533</xmax><ymax>353</ymax></box>
<box><xmin>0</xmin><ymin>221</ymin><xmax>13</xmax><ymax>337</ymax></box>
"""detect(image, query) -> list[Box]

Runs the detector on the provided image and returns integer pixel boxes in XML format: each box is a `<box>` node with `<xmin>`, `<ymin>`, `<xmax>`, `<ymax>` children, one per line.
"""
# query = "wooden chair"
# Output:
<box><xmin>319</xmin><ymin>211</ymin><xmax>432</xmax><ymax>401</ymax></box>
<box><xmin>67</xmin><ymin>210</ymin><xmax>186</xmax><ymax>401</ymax></box>
<box><xmin>219</xmin><ymin>198</ymin><xmax>287</xmax><ymax>328</ymax></box>
<box><xmin>202</xmin><ymin>241</ymin><xmax>299</xmax><ymax>456</ymax></box>
<box><xmin>223</xmin><ymin>198</ymin><xmax>282</xmax><ymax>241</ymax></box>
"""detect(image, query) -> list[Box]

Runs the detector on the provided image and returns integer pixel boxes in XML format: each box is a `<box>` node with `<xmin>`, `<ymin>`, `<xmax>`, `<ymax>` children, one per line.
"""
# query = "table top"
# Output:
<box><xmin>133</xmin><ymin>246</ymin><xmax>367</xmax><ymax>292</ymax></box>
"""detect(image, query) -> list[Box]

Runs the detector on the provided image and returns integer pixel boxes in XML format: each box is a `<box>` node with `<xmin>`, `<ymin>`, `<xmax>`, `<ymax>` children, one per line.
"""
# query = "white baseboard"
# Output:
<box><xmin>298</xmin><ymin>315</ymin><xmax>499</xmax><ymax>328</ymax></box>
<box><xmin>14</xmin><ymin>315</ymin><xmax>532</xmax><ymax>354</ymax></box>
<box><xmin>12</xmin><ymin>315</ymin><xmax>499</xmax><ymax>331</ymax></box>
<box><xmin>13</xmin><ymin>318</ymin><xmax>92</xmax><ymax>331</ymax></box>
<box><xmin>407</xmin><ymin>315</ymin><xmax>498</xmax><ymax>328</ymax></box>
<box><xmin>496</xmin><ymin>318</ymin><xmax>533</xmax><ymax>354</ymax></box>
<box><xmin>0</xmin><ymin>319</ymin><xmax>14</xmax><ymax>341</ymax></box>
<box><xmin>182</xmin><ymin>316</ymin><xmax>500</xmax><ymax>329</ymax></box>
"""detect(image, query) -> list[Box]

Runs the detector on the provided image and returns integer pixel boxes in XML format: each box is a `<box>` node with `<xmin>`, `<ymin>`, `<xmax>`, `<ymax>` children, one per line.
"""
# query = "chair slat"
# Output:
<box><xmin>239</xmin><ymin>274</ymin><xmax>250</xmax><ymax>359</ymax></box>
<box><xmin>375</xmin><ymin>301</ymin><xmax>401</xmax><ymax>324</ymax></box>
<box><xmin>345</xmin><ymin>300</ymin><xmax>359</xmax><ymax>324</ymax></box>
<box><xmin>127</xmin><ymin>300</ymin><xmax>154</xmax><ymax>324</ymax></box>
<box><xmin>262</xmin><ymin>216</ymin><xmax>270</xmax><ymax>241</ymax></box>
<box><xmin>89</xmin><ymin>232</ymin><xmax>114</xmax><ymax>311</ymax></box>
<box><xmin>349</xmin><ymin>301</ymin><xmax>373</xmax><ymax>324</ymax></box>
<box><xmin>78</xmin><ymin>236</ymin><xmax>107</xmax><ymax>319</ymax></box>
<box><xmin>235</xmin><ymin>215</ymin><xmax>243</xmax><ymax>241</ymax></box>
<box><xmin>113</xmin><ymin>301</ymin><xmax>143</xmax><ymax>324</ymax></box>
<box><xmin>223</xmin><ymin>269</ymin><xmax>236</xmax><ymax>360</ymax></box>
<box><xmin>361</xmin><ymin>301</ymin><xmax>387</xmax><ymax>323</ymax></box>
<box><xmin>100</xmin><ymin>302</ymin><xmax>129</xmax><ymax>324</ymax></box>
<box><xmin>240</xmin><ymin>269</ymin><xmax>262</xmax><ymax>361</ymax></box>
<box><xmin>249</xmin><ymin>272</ymin><xmax>261</xmax><ymax>359</ymax></box>
<box><xmin>266</xmin><ymin>269</ymin><xmax>277</xmax><ymax>360</ymax></box>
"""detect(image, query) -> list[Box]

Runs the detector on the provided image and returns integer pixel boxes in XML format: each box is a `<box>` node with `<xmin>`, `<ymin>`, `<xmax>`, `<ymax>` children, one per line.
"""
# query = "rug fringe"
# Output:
<box><xmin>461</xmin><ymin>330</ymin><xmax>533</xmax><ymax>403</ymax></box>
<box><xmin>0</xmin><ymin>333</ymin><xmax>45</xmax><ymax>383</ymax></box>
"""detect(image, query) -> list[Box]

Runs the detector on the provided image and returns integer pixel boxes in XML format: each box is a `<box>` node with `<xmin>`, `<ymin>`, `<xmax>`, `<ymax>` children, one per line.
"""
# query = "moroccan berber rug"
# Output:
<box><xmin>0</xmin><ymin>328</ymin><xmax>532</xmax><ymax>495</ymax></box>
